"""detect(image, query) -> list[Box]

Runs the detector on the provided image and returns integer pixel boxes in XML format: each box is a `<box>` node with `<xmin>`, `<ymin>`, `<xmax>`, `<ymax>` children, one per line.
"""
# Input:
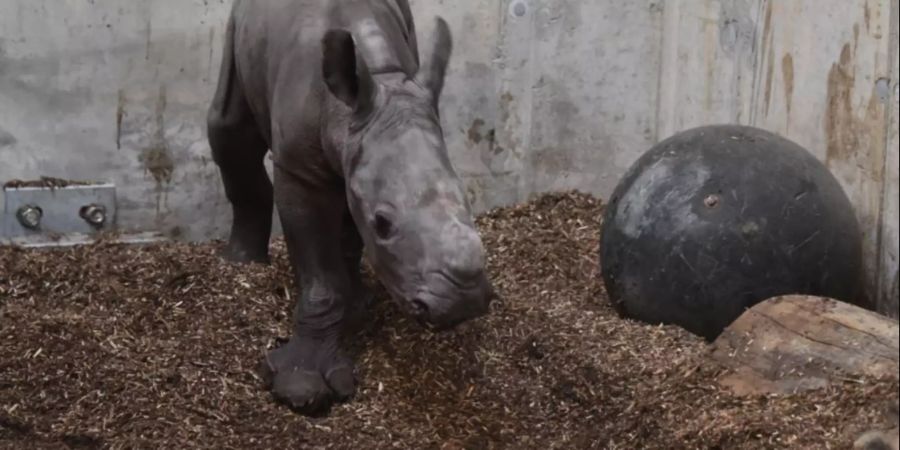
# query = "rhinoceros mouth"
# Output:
<box><xmin>371</xmin><ymin>264</ymin><xmax>493</xmax><ymax>330</ymax></box>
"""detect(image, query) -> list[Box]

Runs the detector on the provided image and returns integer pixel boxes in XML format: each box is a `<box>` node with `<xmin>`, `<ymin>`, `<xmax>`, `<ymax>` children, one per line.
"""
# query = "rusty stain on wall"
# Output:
<box><xmin>464</xmin><ymin>117</ymin><xmax>497</xmax><ymax>151</ymax></box>
<box><xmin>760</xmin><ymin>1</ymin><xmax>776</xmax><ymax>118</ymax></box>
<box><xmin>826</xmin><ymin>45</ymin><xmax>859</xmax><ymax>167</ymax></box>
<box><xmin>761</xmin><ymin>1</ymin><xmax>774</xmax><ymax>58</ymax></box>
<box><xmin>140</xmin><ymin>85</ymin><xmax>174</xmax><ymax>185</ymax></box>
<box><xmin>499</xmin><ymin>92</ymin><xmax>515</xmax><ymax>129</ymax></box>
<box><xmin>824</xmin><ymin>37</ymin><xmax>887</xmax><ymax>306</ymax></box>
<box><xmin>141</xmin><ymin>145</ymin><xmax>174</xmax><ymax>185</ymax></box>
<box><xmin>824</xmin><ymin>42</ymin><xmax>885</xmax><ymax>181</ymax></box>
<box><xmin>781</xmin><ymin>53</ymin><xmax>795</xmax><ymax>121</ymax></box>
<box><xmin>468</xmin><ymin>117</ymin><xmax>502</xmax><ymax>175</ymax></box>
<box><xmin>763</xmin><ymin>48</ymin><xmax>775</xmax><ymax>117</ymax></box>
<box><xmin>864</xmin><ymin>0</ymin><xmax>872</xmax><ymax>32</ymax></box>
<box><xmin>116</xmin><ymin>89</ymin><xmax>126</xmax><ymax>150</ymax></box>
<box><xmin>467</xmin><ymin>118</ymin><xmax>486</xmax><ymax>144</ymax></box>
<box><xmin>498</xmin><ymin>91</ymin><xmax>522</xmax><ymax>158</ymax></box>
<box><xmin>145</xmin><ymin>19</ymin><xmax>153</xmax><ymax>61</ymax></box>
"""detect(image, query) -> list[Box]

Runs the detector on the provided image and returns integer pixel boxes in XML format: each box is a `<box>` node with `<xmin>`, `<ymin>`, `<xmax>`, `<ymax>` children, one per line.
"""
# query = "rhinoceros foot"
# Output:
<box><xmin>221</xmin><ymin>239</ymin><xmax>270</xmax><ymax>265</ymax></box>
<box><xmin>219</xmin><ymin>212</ymin><xmax>272</xmax><ymax>264</ymax></box>
<box><xmin>259</xmin><ymin>337</ymin><xmax>356</xmax><ymax>416</ymax></box>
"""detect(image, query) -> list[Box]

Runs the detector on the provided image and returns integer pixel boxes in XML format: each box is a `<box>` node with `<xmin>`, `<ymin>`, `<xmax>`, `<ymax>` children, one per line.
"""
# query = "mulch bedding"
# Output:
<box><xmin>0</xmin><ymin>192</ymin><xmax>896</xmax><ymax>450</ymax></box>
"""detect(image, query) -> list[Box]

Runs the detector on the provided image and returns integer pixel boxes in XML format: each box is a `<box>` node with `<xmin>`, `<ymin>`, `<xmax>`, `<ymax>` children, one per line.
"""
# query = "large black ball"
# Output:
<box><xmin>600</xmin><ymin>125</ymin><xmax>862</xmax><ymax>340</ymax></box>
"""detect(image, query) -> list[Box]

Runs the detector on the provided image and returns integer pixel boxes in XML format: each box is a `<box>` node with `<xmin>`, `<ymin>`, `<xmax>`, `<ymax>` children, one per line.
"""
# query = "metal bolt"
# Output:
<box><xmin>16</xmin><ymin>205</ymin><xmax>43</xmax><ymax>230</ymax></box>
<box><xmin>510</xmin><ymin>0</ymin><xmax>527</xmax><ymax>17</ymax></box>
<box><xmin>80</xmin><ymin>204</ymin><xmax>107</xmax><ymax>228</ymax></box>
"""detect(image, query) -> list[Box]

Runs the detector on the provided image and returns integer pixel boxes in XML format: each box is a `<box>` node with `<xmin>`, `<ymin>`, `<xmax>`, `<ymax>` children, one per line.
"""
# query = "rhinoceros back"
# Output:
<box><xmin>227</xmin><ymin>0</ymin><xmax>420</xmax><ymax>148</ymax></box>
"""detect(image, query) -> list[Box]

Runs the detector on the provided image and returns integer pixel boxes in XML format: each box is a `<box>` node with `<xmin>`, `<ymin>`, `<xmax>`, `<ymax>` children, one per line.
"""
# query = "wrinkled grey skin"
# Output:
<box><xmin>207</xmin><ymin>0</ymin><xmax>494</xmax><ymax>415</ymax></box>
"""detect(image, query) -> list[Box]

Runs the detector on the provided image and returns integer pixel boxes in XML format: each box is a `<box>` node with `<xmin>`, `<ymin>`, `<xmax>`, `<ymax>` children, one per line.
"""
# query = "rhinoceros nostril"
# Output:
<box><xmin>412</xmin><ymin>299</ymin><xmax>430</xmax><ymax>318</ymax></box>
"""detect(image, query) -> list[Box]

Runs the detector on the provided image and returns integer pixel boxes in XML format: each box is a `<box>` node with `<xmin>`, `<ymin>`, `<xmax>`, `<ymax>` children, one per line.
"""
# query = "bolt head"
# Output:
<box><xmin>16</xmin><ymin>205</ymin><xmax>43</xmax><ymax>230</ymax></box>
<box><xmin>80</xmin><ymin>204</ymin><xmax>107</xmax><ymax>228</ymax></box>
<box><xmin>510</xmin><ymin>1</ymin><xmax>527</xmax><ymax>17</ymax></box>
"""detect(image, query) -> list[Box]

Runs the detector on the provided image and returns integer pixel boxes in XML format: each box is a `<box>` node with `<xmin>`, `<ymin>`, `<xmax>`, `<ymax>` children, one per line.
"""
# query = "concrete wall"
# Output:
<box><xmin>1</xmin><ymin>0</ymin><xmax>898</xmax><ymax>313</ymax></box>
<box><xmin>0</xmin><ymin>1</ymin><xmax>233</xmax><ymax>241</ymax></box>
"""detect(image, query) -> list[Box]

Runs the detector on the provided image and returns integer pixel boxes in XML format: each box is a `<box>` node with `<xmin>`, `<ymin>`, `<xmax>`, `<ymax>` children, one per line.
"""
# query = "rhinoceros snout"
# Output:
<box><xmin>413</xmin><ymin>272</ymin><xmax>494</xmax><ymax>330</ymax></box>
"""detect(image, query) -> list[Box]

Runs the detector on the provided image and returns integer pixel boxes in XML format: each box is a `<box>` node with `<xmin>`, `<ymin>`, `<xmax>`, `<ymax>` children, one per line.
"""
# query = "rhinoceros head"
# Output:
<box><xmin>322</xmin><ymin>18</ymin><xmax>494</xmax><ymax>329</ymax></box>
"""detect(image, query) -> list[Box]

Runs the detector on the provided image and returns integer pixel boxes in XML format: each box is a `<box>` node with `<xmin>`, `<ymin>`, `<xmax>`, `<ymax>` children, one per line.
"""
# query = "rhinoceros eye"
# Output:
<box><xmin>374</xmin><ymin>212</ymin><xmax>396</xmax><ymax>241</ymax></box>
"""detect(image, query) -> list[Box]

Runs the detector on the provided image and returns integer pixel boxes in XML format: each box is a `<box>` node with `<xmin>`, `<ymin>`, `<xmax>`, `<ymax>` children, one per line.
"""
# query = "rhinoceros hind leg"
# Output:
<box><xmin>207</xmin><ymin>15</ymin><xmax>273</xmax><ymax>264</ymax></box>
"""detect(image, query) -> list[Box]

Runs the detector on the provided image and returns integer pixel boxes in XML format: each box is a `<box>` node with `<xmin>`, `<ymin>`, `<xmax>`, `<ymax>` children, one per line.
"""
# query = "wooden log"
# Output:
<box><xmin>711</xmin><ymin>295</ymin><xmax>899</xmax><ymax>396</ymax></box>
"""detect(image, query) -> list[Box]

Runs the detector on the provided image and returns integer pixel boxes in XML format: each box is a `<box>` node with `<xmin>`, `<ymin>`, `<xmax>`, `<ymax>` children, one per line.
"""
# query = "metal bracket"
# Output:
<box><xmin>2</xmin><ymin>183</ymin><xmax>120</xmax><ymax>246</ymax></box>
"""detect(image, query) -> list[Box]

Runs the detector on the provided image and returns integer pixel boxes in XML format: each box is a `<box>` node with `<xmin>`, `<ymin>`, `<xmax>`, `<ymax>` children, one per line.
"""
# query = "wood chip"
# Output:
<box><xmin>1</xmin><ymin>192</ymin><xmax>895</xmax><ymax>449</ymax></box>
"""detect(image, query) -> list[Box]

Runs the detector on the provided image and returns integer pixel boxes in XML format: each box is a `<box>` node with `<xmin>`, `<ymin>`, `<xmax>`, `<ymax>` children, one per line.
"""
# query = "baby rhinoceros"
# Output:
<box><xmin>206</xmin><ymin>0</ymin><xmax>495</xmax><ymax>415</ymax></box>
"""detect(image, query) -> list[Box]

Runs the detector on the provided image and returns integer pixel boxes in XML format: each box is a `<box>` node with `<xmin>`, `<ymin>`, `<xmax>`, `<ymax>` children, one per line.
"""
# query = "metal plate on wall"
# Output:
<box><xmin>2</xmin><ymin>184</ymin><xmax>117</xmax><ymax>245</ymax></box>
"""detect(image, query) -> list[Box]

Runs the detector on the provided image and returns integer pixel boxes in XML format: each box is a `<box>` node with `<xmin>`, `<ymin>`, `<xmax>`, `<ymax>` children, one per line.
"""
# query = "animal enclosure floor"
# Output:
<box><xmin>1</xmin><ymin>193</ymin><xmax>896</xmax><ymax>449</ymax></box>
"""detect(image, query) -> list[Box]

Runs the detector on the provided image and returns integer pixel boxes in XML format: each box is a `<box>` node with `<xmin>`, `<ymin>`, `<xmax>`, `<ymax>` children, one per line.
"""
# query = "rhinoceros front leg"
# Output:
<box><xmin>261</xmin><ymin>167</ymin><xmax>357</xmax><ymax>415</ymax></box>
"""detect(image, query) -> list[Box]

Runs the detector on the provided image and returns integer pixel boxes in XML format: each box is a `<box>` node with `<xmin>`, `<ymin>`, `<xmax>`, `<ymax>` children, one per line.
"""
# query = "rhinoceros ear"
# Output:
<box><xmin>415</xmin><ymin>18</ymin><xmax>453</xmax><ymax>103</ymax></box>
<box><xmin>322</xmin><ymin>30</ymin><xmax>377</xmax><ymax>118</ymax></box>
